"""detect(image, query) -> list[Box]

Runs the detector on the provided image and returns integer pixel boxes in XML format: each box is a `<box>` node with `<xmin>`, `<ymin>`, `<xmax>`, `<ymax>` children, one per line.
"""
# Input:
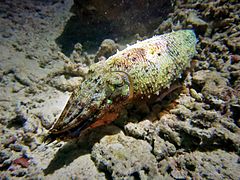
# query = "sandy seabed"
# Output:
<box><xmin>0</xmin><ymin>0</ymin><xmax>239</xmax><ymax>179</ymax></box>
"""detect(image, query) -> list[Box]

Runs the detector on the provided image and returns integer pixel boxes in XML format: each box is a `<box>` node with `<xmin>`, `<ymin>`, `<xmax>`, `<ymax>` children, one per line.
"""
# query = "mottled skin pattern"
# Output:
<box><xmin>47</xmin><ymin>30</ymin><xmax>197</xmax><ymax>141</ymax></box>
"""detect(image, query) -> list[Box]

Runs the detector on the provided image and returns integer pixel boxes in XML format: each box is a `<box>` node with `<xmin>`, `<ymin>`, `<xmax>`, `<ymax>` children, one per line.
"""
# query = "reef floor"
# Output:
<box><xmin>0</xmin><ymin>0</ymin><xmax>239</xmax><ymax>179</ymax></box>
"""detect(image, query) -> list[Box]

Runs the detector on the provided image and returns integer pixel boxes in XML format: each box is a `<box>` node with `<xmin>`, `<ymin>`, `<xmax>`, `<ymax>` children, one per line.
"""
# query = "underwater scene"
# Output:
<box><xmin>0</xmin><ymin>0</ymin><xmax>239</xmax><ymax>179</ymax></box>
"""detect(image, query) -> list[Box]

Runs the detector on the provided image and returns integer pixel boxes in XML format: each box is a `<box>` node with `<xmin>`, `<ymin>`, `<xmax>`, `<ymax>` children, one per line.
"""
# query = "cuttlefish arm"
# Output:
<box><xmin>45</xmin><ymin>70</ymin><xmax>133</xmax><ymax>142</ymax></box>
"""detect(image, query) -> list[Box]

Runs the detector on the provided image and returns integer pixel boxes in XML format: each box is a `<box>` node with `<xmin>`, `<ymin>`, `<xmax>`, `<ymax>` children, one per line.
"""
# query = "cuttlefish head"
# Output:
<box><xmin>45</xmin><ymin>65</ymin><xmax>133</xmax><ymax>142</ymax></box>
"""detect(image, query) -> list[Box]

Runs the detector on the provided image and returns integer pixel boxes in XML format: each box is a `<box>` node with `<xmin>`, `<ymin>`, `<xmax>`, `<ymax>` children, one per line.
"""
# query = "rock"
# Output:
<box><xmin>171</xmin><ymin>169</ymin><xmax>188</xmax><ymax>179</ymax></box>
<box><xmin>64</xmin><ymin>62</ymin><xmax>89</xmax><ymax>77</ymax></box>
<box><xmin>37</xmin><ymin>113</ymin><xmax>53</xmax><ymax>129</ymax></box>
<box><xmin>227</xmin><ymin>36</ymin><xmax>240</xmax><ymax>53</ymax></box>
<box><xmin>70</xmin><ymin>43</ymin><xmax>83</xmax><ymax>59</ymax></box>
<box><xmin>192</xmin><ymin>70</ymin><xmax>210</xmax><ymax>86</ymax></box>
<box><xmin>191</xmin><ymin>109</ymin><xmax>219</xmax><ymax>128</ymax></box>
<box><xmin>190</xmin><ymin>150</ymin><xmax>240</xmax><ymax>180</ymax></box>
<box><xmin>187</xmin><ymin>12</ymin><xmax>208</xmax><ymax>34</ymax></box>
<box><xmin>124</xmin><ymin>122</ymin><xmax>148</xmax><ymax>139</ymax></box>
<box><xmin>158</xmin><ymin>159</ymin><xmax>171</xmax><ymax>175</ymax></box>
<box><xmin>152</xmin><ymin>136</ymin><xmax>176</xmax><ymax>161</ymax></box>
<box><xmin>91</xmin><ymin>133</ymin><xmax>161</xmax><ymax>179</ymax></box>
<box><xmin>182</xmin><ymin>154</ymin><xmax>197</xmax><ymax>171</ymax></box>
<box><xmin>124</xmin><ymin>120</ymin><xmax>154</xmax><ymax>140</ymax></box>
<box><xmin>190</xmin><ymin>88</ymin><xmax>203</xmax><ymax>102</ymax></box>
<box><xmin>0</xmin><ymin>69</ymin><xmax>3</xmax><ymax>82</ymax></box>
<box><xmin>23</xmin><ymin>121</ymin><xmax>37</xmax><ymax>133</ymax></box>
<box><xmin>70</xmin><ymin>43</ymin><xmax>91</xmax><ymax>64</ymax></box>
<box><xmin>2</xmin><ymin>159</ymin><xmax>13</xmax><ymax>169</ymax></box>
<box><xmin>9</xmin><ymin>143</ymin><xmax>23</xmax><ymax>152</ymax></box>
<box><xmin>170</xmin><ymin>104</ymin><xmax>192</xmax><ymax>120</ymax></box>
<box><xmin>176</xmin><ymin>94</ymin><xmax>196</xmax><ymax>110</ymax></box>
<box><xmin>155</xmin><ymin>110</ymin><xmax>240</xmax><ymax>151</ymax></box>
<box><xmin>0</xmin><ymin>149</ymin><xmax>12</xmax><ymax>164</ymax></box>
<box><xmin>11</xmin><ymin>169</ymin><xmax>27</xmax><ymax>177</ymax></box>
<box><xmin>73</xmin><ymin>43</ymin><xmax>82</xmax><ymax>52</ymax></box>
<box><xmin>2</xmin><ymin>135</ymin><xmax>17</xmax><ymax>147</ymax></box>
<box><xmin>14</xmin><ymin>71</ymin><xmax>32</xmax><ymax>87</ymax></box>
<box><xmin>155</xmin><ymin>114</ymin><xmax>182</xmax><ymax>146</ymax></box>
<box><xmin>2</xmin><ymin>31</ymin><xmax>13</xmax><ymax>38</ymax></box>
<box><xmin>22</xmin><ymin>133</ymin><xmax>38</xmax><ymax>150</ymax></box>
<box><xmin>192</xmin><ymin>70</ymin><xmax>236</xmax><ymax>105</ymax></box>
<box><xmin>158</xmin><ymin>150</ymin><xmax>240</xmax><ymax>179</ymax></box>
<box><xmin>49</xmin><ymin>75</ymin><xmax>83</xmax><ymax>92</ymax></box>
<box><xmin>201</xmin><ymin>72</ymin><xmax>234</xmax><ymax>102</ymax></box>
<box><xmin>231</xmin><ymin>54</ymin><xmax>240</xmax><ymax>63</ymax></box>
<box><xmin>95</xmin><ymin>39</ymin><xmax>119</xmax><ymax>62</ymax></box>
<box><xmin>154</xmin><ymin>18</ymin><xmax>173</xmax><ymax>34</ymax></box>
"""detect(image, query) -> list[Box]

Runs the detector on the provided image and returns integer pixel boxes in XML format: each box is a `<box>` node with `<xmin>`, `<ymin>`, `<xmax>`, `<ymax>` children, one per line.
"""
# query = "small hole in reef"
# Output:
<box><xmin>7</xmin><ymin>115</ymin><xmax>26</xmax><ymax>129</ymax></box>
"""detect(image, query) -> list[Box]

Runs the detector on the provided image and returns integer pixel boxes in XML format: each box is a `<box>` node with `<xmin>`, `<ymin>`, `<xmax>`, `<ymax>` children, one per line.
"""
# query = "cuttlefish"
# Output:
<box><xmin>46</xmin><ymin>30</ymin><xmax>197</xmax><ymax>141</ymax></box>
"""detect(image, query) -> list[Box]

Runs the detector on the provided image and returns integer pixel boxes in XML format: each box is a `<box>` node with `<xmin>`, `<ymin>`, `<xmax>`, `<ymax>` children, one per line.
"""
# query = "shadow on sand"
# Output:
<box><xmin>43</xmin><ymin>125</ymin><xmax>121</xmax><ymax>175</ymax></box>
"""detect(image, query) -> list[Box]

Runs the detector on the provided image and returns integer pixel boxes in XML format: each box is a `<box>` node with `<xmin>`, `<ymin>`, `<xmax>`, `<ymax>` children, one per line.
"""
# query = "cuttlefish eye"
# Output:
<box><xmin>106</xmin><ymin>72</ymin><xmax>125</xmax><ymax>88</ymax></box>
<box><xmin>106</xmin><ymin>71</ymin><xmax>134</xmax><ymax>100</ymax></box>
